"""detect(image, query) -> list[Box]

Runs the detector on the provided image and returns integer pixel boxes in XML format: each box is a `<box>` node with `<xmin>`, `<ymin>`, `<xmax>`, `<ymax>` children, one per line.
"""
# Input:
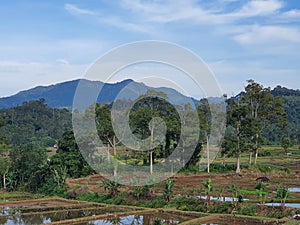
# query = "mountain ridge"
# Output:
<box><xmin>0</xmin><ymin>79</ymin><xmax>198</xmax><ymax>109</ymax></box>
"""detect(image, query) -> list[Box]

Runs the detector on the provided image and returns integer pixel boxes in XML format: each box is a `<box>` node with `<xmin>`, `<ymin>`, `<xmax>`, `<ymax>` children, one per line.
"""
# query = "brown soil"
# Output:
<box><xmin>67</xmin><ymin>170</ymin><xmax>300</xmax><ymax>200</ymax></box>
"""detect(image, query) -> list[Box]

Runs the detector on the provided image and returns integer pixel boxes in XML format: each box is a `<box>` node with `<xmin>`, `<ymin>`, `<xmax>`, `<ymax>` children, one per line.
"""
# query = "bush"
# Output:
<box><xmin>76</xmin><ymin>192</ymin><xmax>110</xmax><ymax>203</ymax></box>
<box><xmin>143</xmin><ymin>196</ymin><xmax>167</xmax><ymax>208</ymax></box>
<box><xmin>206</xmin><ymin>164</ymin><xmax>236</xmax><ymax>173</ymax></box>
<box><xmin>105</xmin><ymin>192</ymin><xmax>130</xmax><ymax>205</ymax></box>
<box><xmin>169</xmin><ymin>197</ymin><xmax>204</xmax><ymax>211</ymax></box>
<box><xmin>209</xmin><ymin>202</ymin><xmax>232</xmax><ymax>214</ymax></box>
<box><xmin>258</xmin><ymin>150</ymin><xmax>271</xmax><ymax>157</ymax></box>
<box><xmin>266</xmin><ymin>209</ymin><xmax>291</xmax><ymax>219</ymax></box>
<box><xmin>67</xmin><ymin>186</ymin><xmax>88</xmax><ymax>199</ymax></box>
<box><xmin>238</xmin><ymin>204</ymin><xmax>259</xmax><ymax>216</ymax></box>
<box><xmin>179</xmin><ymin>165</ymin><xmax>198</xmax><ymax>174</ymax></box>
<box><xmin>38</xmin><ymin>177</ymin><xmax>67</xmax><ymax>197</ymax></box>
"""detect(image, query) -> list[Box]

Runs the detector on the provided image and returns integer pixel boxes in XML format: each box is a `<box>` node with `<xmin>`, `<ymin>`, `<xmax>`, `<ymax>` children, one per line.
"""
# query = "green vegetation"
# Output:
<box><xmin>1</xmin><ymin>80</ymin><xmax>300</xmax><ymax>224</ymax></box>
<box><xmin>276</xmin><ymin>184</ymin><xmax>290</xmax><ymax>208</ymax></box>
<box><xmin>163</xmin><ymin>179</ymin><xmax>174</xmax><ymax>202</ymax></box>
<box><xmin>0</xmin><ymin>99</ymin><xmax>71</xmax><ymax>146</ymax></box>
<box><xmin>100</xmin><ymin>178</ymin><xmax>122</xmax><ymax>198</ymax></box>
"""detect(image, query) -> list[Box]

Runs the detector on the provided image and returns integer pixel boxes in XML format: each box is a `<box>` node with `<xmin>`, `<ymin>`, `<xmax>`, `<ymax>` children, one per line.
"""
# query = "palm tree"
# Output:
<box><xmin>276</xmin><ymin>184</ymin><xmax>290</xmax><ymax>208</ymax></box>
<box><xmin>100</xmin><ymin>178</ymin><xmax>121</xmax><ymax>198</ymax></box>
<box><xmin>163</xmin><ymin>179</ymin><xmax>174</xmax><ymax>202</ymax></box>
<box><xmin>255</xmin><ymin>181</ymin><xmax>267</xmax><ymax>205</ymax></box>
<box><xmin>202</xmin><ymin>178</ymin><xmax>213</xmax><ymax>204</ymax></box>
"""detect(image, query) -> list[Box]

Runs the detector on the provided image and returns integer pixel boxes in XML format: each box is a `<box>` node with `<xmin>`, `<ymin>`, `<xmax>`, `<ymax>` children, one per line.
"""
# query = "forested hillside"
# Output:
<box><xmin>0</xmin><ymin>99</ymin><xmax>72</xmax><ymax>146</ymax></box>
<box><xmin>271</xmin><ymin>86</ymin><xmax>300</xmax><ymax>144</ymax></box>
<box><xmin>0</xmin><ymin>83</ymin><xmax>299</xmax><ymax>147</ymax></box>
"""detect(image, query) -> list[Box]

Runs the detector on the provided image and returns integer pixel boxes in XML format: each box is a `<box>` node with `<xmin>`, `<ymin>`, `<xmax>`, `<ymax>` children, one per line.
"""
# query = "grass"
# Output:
<box><xmin>0</xmin><ymin>191</ymin><xmax>46</xmax><ymax>202</ymax></box>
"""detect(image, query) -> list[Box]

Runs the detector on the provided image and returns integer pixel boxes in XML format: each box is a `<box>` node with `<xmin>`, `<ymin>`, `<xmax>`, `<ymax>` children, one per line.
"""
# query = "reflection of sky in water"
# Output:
<box><xmin>197</xmin><ymin>195</ymin><xmax>249</xmax><ymax>202</ymax></box>
<box><xmin>86</xmin><ymin>215</ymin><xmax>181</xmax><ymax>225</ymax></box>
<box><xmin>264</xmin><ymin>203</ymin><xmax>300</xmax><ymax>208</ymax></box>
<box><xmin>288</xmin><ymin>187</ymin><xmax>300</xmax><ymax>192</ymax></box>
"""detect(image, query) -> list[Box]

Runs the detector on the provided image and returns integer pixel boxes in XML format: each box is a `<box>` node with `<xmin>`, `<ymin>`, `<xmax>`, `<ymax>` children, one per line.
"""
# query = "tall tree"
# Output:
<box><xmin>198</xmin><ymin>98</ymin><xmax>211</xmax><ymax>173</ymax></box>
<box><xmin>241</xmin><ymin>80</ymin><xmax>287</xmax><ymax>164</ymax></box>
<box><xmin>50</xmin><ymin>130</ymin><xmax>94</xmax><ymax>178</ymax></box>
<box><xmin>281</xmin><ymin>137</ymin><xmax>292</xmax><ymax>153</ymax></box>
<box><xmin>224</xmin><ymin>98</ymin><xmax>250</xmax><ymax>174</ymax></box>
<box><xmin>0</xmin><ymin>142</ymin><xmax>11</xmax><ymax>189</ymax></box>
<box><xmin>95</xmin><ymin>104</ymin><xmax>121</xmax><ymax>177</ymax></box>
<box><xmin>9</xmin><ymin>143</ymin><xmax>48</xmax><ymax>191</ymax></box>
<box><xmin>129</xmin><ymin>90</ymin><xmax>180</xmax><ymax>174</ymax></box>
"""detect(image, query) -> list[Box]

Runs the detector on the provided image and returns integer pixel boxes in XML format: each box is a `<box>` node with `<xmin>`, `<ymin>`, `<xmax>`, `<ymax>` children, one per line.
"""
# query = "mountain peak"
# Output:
<box><xmin>0</xmin><ymin>79</ymin><xmax>193</xmax><ymax>109</ymax></box>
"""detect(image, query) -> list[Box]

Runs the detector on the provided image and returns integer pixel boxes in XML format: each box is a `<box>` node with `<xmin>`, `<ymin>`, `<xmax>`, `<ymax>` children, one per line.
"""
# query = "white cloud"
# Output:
<box><xmin>64</xmin><ymin>3</ymin><xmax>96</xmax><ymax>16</ymax></box>
<box><xmin>99</xmin><ymin>16</ymin><xmax>153</xmax><ymax>34</ymax></box>
<box><xmin>276</xmin><ymin>9</ymin><xmax>300</xmax><ymax>21</ymax></box>
<box><xmin>63</xmin><ymin>0</ymin><xmax>300</xmax><ymax>43</ymax></box>
<box><xmin>236</xmin><ymin>0</ymin><xmax>283</xmax><ymax>17</ymax></box>
<box><xmin>282</xmin><ymin>9</ymin><xmax>300</xmax><ymax>18</ymax></box>
<box><xmin>64</xmin><ymin>3</ymin><xmax>152</xmax><ymax>34</ymax></box>
<box><xmin>233</xmin><ymin>25</ymin><xmax>300</xmax><ymax>44</ymax></box>
<box><xmin>56</xmin><ymin>59</ymin><xmax>70</xmax><ymax>65</ymax></box>
<box><xmin>0</xmin><ymin>60</ymin><xmax>86</xmax><ymax>97</ymax></box>
<box><xmin>119</xmin><ymin>0</ymin><xmax>286</xmax><ymax>24</ymax></box>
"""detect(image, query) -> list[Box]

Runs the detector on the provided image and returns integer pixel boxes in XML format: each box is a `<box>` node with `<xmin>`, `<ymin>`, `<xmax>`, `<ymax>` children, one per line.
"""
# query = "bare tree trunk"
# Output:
<box><xmin>107</xmin><ymin>144</ymin><xmax>110</xmax><ymax>162</ymax></box>
<box><xmin>254</xmin><ymin>149</ymin><xmax>258</xmax><ymax>165</ymax></box>
<box><xmin>150</xmin><ymin>118</ymin><xmax>154</xmax><ymax>174</ymax></box>
<box><xmin>150</xmin><ymin>151</ymin><xmax>153</xmax><ymax>174</ymax></box>
<box><xmin>222</xmin><ymin>155</ymin><xmax>226</xmax><ymax>165</ymax></box>
<box><xmin>249</xmin><ymin>152</ymin><xmax>252</xmax><ymax>165</ymax></box>
<box><xmin>236</xmin><ymin>152</ymin><xmax>241</xmax><ymax>174</ymax></box>
<box><xmin>113</xmin><ymin>136</ymin><xmax>117</xmax><ymax>177</ymax></box>
<box><xmin>3</xmin><ymin>173</ymin><xmax>6</xmax><ymax>190</ymax></box>
<box><xmin>236</xmin><ymin>120</ymin><xmax>241</xmax><ymax>174</ymax></box>
<box><xmin>113</xmin><ymin>135</ymin><xmax>117</xmax><ymax>156</ymax></box>
<box><xmin>254</xmin><ymin>133</ymin><xmax>259</xmax><ymax>164</ymax></box>
<box><xmin>206</xmin><ymin>134</ymin><xmax>210</xmax><ymax>173</ymax></box>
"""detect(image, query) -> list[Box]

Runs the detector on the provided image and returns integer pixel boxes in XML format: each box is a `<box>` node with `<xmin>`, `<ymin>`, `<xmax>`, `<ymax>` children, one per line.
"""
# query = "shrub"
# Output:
<box><xmin>169</xmin><ymin>197</ymin><xmax>204</xmax><ymax>211</ymax></box>
<box><xmin>67</xmin><ymin>186</ymin><xmax>88</xmax><ymax>199</ymax></box>
<box><xmin>179</xmin><ymin>165</ymin><xmax>198</xmax><ymax>174</ymax></box>
<box><xmin>209</xmin><ymin>202</ymin><xmax>231</xmax><ymax>214</ymax></box>
<box><xmin>238</xmin><ymin>204</ymin><xmax>258</xmax><ymax>216</ymax></box>
<box><xmin>266</xmin><ymin>209</ymin><xmax>291</xmax><ymax>219</ymax></box>
<box><xmin>206</xmin><ymin>164</ymin><xmax>236</xmax><ymax>173</ymax></box>
<box><xmin>76</xmin><ymin>192</ymin><xmax>110</xmax><ymax>203</ymax></box>
<box><xmin>144</xmin><ymin>196</ymin><xmax>167</xmax><ymax>208</ymax></box>
<box><xmin>105</xmin><ymin>192</ymin><xmax>130</xmax><ymax>205</ymax></box>
<box><xmin>258</xmin><ymin>150</ymin><xmax>271</xmax><ymax>157</ymax></box>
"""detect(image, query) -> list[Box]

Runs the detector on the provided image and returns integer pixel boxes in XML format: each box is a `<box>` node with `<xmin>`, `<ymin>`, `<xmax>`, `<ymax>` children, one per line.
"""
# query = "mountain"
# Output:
<box><xmin>0</xmin><ymin>79</ymin><xmax>198</xmax><ymax>109</ymax></box>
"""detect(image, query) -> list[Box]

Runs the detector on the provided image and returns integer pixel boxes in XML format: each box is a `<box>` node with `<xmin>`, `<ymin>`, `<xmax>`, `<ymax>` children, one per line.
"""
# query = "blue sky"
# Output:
<box><xmin>0</xmin><ymin>0</ymin><xmax>299</xmax><ymax>98</ymax></box>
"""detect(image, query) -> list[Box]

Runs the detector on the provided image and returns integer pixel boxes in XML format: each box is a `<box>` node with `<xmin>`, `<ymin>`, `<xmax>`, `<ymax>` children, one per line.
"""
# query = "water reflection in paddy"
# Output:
<box><xmin>0</xmin><ymin>207</ymin><xmax>130</xmax><ymax>225</ymax></box>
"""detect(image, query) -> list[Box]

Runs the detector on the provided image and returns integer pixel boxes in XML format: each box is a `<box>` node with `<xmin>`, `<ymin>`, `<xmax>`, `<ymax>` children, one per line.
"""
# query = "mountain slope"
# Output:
<box><xmin>0</xmin><ymin>99</ymin><xmax>72</xmax><ymax>146</ymax></box>
<box><xmin>0</xmin><ymin>79</ymin><xmax>196</xmax><ymax>109</ymax></box>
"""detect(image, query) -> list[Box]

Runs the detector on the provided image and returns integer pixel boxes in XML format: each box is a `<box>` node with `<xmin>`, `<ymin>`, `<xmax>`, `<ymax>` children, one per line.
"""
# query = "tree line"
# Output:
<box><xmin>0</xmin><ymin>79</ymin><xmax>294</xmax><ymax>193</ymax></box>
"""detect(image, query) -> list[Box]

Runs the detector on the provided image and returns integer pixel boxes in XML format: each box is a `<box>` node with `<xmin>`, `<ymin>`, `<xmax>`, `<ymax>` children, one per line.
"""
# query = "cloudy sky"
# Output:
<box><xmin>0</xmin><ymin>0</ymin><xmax>299</xmax><ymax>98</ymax></box>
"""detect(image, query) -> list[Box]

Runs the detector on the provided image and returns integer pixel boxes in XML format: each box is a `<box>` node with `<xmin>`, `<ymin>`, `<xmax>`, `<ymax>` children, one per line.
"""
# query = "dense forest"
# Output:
<box><xmin>0</xmin><ymin>80</ymin><xmax>299</xmax><ymax>194</ymax></box>
<box><xmin>0</xmin><ymin>99</ymin><xmax>72</xmax><ymax>146</ymax></box>
<box><xmin>271</xmin><ymin>86</ymin><xmax>300</xmax><ymax>143</ymax></box>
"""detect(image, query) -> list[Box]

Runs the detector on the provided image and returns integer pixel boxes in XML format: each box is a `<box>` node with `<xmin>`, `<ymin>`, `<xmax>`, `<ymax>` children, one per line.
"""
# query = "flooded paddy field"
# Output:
<box><xmin>0</xmin><ymin>194</ymin><xmax>293</xmax><ymax>225</ymax></box>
